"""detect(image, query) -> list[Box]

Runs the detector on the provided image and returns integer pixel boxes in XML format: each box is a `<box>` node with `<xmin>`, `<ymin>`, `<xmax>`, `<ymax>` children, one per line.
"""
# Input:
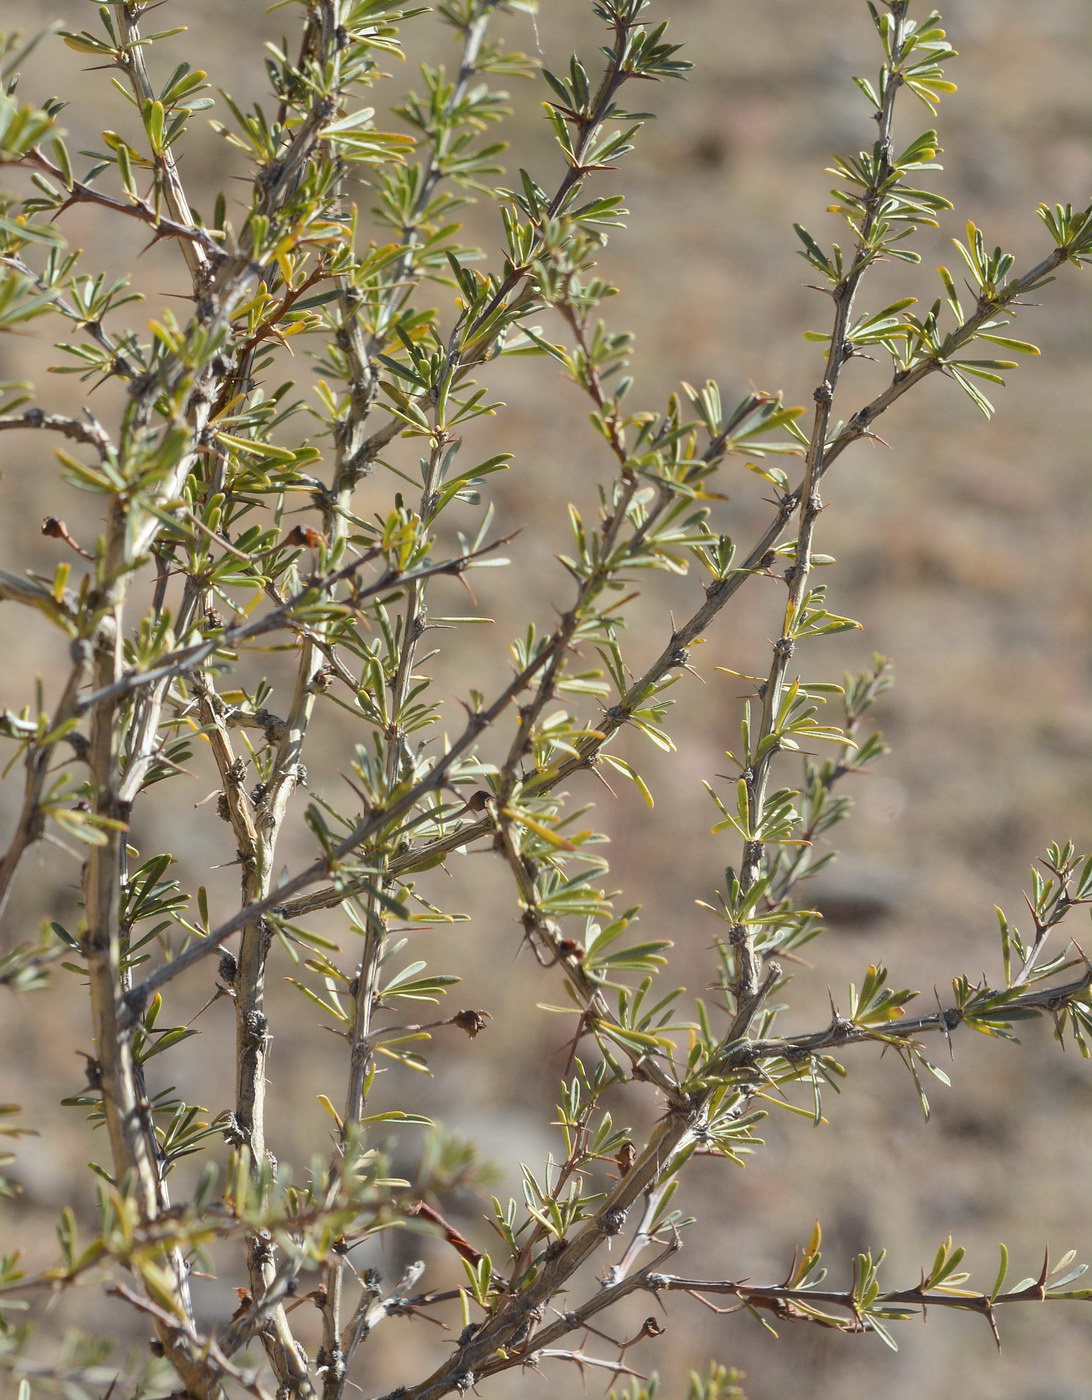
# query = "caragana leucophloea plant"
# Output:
<box><xmin>1</xmin><ymin>1</ymin><xmax>1091</xmax><ymax>1396</ymax></box>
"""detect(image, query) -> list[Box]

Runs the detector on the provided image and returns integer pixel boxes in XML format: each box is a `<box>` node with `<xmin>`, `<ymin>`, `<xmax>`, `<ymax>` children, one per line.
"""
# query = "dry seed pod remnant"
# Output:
<box><xmin>0</xmin><ymin>3</ymin><xmax>1091</xmax><ymax>1399</ymax></box>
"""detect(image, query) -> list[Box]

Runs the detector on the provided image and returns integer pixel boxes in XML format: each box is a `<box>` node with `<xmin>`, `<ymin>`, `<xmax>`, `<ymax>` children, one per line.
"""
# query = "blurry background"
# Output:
<box><xmin>2</xmin><ymin>2</ymin><xmax>1091</xmax><ymax>1397</ymax></box>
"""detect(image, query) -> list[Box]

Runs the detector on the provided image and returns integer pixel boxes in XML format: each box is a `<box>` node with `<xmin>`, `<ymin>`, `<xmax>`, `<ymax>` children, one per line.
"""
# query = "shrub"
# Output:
<box><xmin>1</xmin><ymin>2</ymin><xmax>1091</xmax><ymax>1398</ymax></box>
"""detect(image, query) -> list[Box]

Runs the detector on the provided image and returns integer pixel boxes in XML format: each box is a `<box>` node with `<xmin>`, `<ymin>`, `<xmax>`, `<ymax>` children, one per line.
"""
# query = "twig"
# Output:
<box><xmin>73</xmin><ymin>533</ymin><xmax>511</xmax><ymax>716</ymax></box>
<box><xmin>10</xmin><ymin>149</ymin><xmax>222</xmax><ymax>265</ymax></box>
<box><xmin>0</xmin><ymin>407</ymin><xmax>113</xmax><ymax>456</ymax></box>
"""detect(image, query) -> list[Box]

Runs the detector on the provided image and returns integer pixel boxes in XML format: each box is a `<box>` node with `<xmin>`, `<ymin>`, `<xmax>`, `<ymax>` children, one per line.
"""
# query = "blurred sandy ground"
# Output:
<box><xmin>1</xmin><ymin>2</ymin><xmax>1091</xmax><ymax>1397</ymax></box>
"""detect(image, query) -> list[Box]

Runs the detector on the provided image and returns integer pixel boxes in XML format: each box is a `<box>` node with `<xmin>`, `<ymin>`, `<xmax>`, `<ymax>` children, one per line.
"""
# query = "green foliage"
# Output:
<box><xmin>0</xmin><ymin>1</ymin><xmax>1091</xmax><ymax>1397</ymax></box>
